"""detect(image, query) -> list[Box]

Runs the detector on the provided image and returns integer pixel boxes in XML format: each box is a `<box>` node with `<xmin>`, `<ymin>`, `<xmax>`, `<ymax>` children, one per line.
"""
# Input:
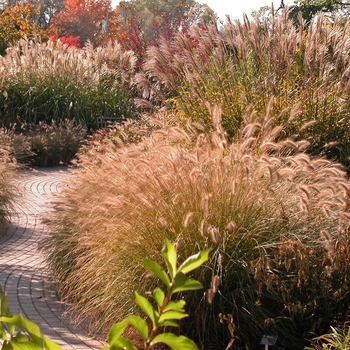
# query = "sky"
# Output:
<box><xmin>112</xmin><ymin>0</ymin><xmax>294</xmax><ymax>20</ymax></box>
<box><xmin>198</xmin><ymin>0</ymin><xmax>293</xmax><ymax>20</ymax></box>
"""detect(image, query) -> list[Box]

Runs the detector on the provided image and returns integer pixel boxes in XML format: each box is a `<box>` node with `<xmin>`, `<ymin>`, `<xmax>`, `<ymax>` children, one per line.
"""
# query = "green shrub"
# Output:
<box><xmin>134</xmin><ymin>10</ymin><xmax>350</xmax><ymax>172</ymax></box>
<box><xmin>104</xmin><ymin>238</ymin><xmax>210</xmax><ymax>350</ymax></box>
<box><xmin>41</xmin><ymin>104</ymin><xmax>350</xmax><ymax>349</ymax></box>
<box><xmin>0</xmin><ymin>286</ymin><xmax>62</xmax><ymax>350</ymax></box>
<box><xmin>0</xmin><ymin>240</ymin><xmax>209</xmax><ymax>350</ymax></box>
<box><xmin>0</xmin><ymin>38</ymin><xmax>137</xmax><ymax>129</ymax></box>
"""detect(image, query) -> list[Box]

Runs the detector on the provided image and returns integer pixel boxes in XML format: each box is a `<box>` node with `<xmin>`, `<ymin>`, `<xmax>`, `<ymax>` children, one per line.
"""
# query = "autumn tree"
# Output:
<box><xmin>118</xmin><ymin>0</ymin><xmax>214</xmax><ymax>57</ymax></box>
<box><xmin>0</xmin><ymin>2</ymin><xmax>48</xmax><ymax>55</ymax></box>
<box><xmin>48</xmin><ymin>0</ymin><xmax>123</xmax><ymax>47</ymax></box>
<box><xmin>0</xmin><ymin>0</ymin><xmax>63</xmax><ymax>31</ymax></box>
<box><xmin>31</xmin><ymin>0</ymin><xmax>65</xmax><ymax>29</ymax></box>
<box><xmin>289</xmin><ymin>0</ymin><xmax>350</xmax><ymax>24</ymax></box>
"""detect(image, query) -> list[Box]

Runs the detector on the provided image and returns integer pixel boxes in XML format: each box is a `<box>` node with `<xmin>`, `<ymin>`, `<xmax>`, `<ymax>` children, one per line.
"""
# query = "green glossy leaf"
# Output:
<box><xmin>10</xmin><ymin>340</ymin><xmax>42</xmax><ymax>350</ymax></box>
<box><xmin>163</xmin><ymin>300</ymin><xmax>186</xmax><ymax>313</ymax></box>
<box><xmin>151</xmin><ymin>333</ymin><xmax>199</xmax><ymax>350</ymax></box>
<box><xmin>151</xmin><ymin>288</ymin><xmax>165</xmax><ymax>309</ymax></box>
<box><xmin>2</xmin><ymin>341</ymin><xmax>13</xmax><ymax>350</ymax></box>
<box><xmin>135</xmin><ymin>292</ymin><xmax>157</xmax><ymax>326</ymax></box>
<box><xmin>0</xmin><ymin>287</ymin><xmax>5</xmax><ymax>314</ymax></box>
<box><xmin>43</xmin><ymin>337</ymin><xmax>63</xmax><ymax>350</ymax></box>
<box><xmin>109</xmin><ymin>337</ymin><xmax>138</xmax><ymax>350</ymax></box>
<box><xmin>8</xmin><ymin>323</ymin><xmax>16</xmax><ymax>336</ymax></box>
<box><xmin>122</xmin><ymin>315</ymin><xmax>148</xmax><ymax>341</ymax></box>
<box><xmin>0</xmin><ymin>315</ymin><xmax>43</xmax><ymax>346</ymax></box>
<box><xmin>106</xmin><ymin>313</ymin><xmax>149</xmax><ymax>347</ymax></box>
<box><xmin>143</xmin><ymin>259</ymin><xmax>170</xmax><ymax>288</ymax></box>
<box><xmin>162</xmin><ymin>238</ymin><xmax>177</xmax><ymax>280</ymax></box>
<box><xmin>177</xmin><ymin>249</ymin><xmax>211</xmax><ymax>275</ymax></box>
<box><xmin>158</xmin><ymin>311</ymin><xmax>188</xmax><ymax>324</ymax></box>
<box><xmin>16</xmin><ymin>316</ymin><xmax>43</xmax><ymax>346</ymax></box>
<box><xmin>170</xmin><ymin>273</ymin><xmax>203</xmax><ymax>294</ymax></box>
<box><xmin>0</xmin><ymin>289</ymin><xmax>11</xmax><ymax>317</ymax></box>
<box><xmin>12</xmin><ymin>332</ymin><xmax>30</xmax><ymax>343</ymax></box>
<box><xmin>0</xmin><ymin>322</ymin><xmax>7</xmax><ymax>340</ymax></box>
<box><xmin>159</xmin><ymin>320</ymin><xmax>179</xmax><ymax>327</ymax></box>
<box><xmin>107</xmin><ymin>319</ymin><xmax>129</xmax><ymax>344</ymax></box>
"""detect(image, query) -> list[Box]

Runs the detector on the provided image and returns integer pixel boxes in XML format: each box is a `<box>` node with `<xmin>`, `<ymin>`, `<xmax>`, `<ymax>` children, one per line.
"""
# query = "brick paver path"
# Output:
<box><xmin>0</xmin><ymin>166</ymin><xmax>105</xmax><ymax>350</ymax></box>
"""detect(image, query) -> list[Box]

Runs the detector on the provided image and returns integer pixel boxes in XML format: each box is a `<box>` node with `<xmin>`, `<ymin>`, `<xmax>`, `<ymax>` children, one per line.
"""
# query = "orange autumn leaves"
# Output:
<box><xmin>49</xmin><ymin>0</ymin><xmax>124</xmax><ymax>47</ymax></box>
<box><xmin>0</xmin><ymin>0</ymin><xmax>212</xmax><ymax>56</ymax></box>
<box><xmin>0</xmin><ymin>2</ymin><xmax>48</xmax><ymax>54</ymax></box>
<box><xmin>0</xmin><ymin>0</ymin><xmax>124</xmax><ymax>52</ymax></box>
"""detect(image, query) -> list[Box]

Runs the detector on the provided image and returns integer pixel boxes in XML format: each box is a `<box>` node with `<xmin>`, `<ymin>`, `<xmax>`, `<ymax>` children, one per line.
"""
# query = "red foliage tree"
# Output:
<box><xmin>117</xmin><ymin>0</ymin><xmax>214</xmax><ymax>61</ymax></box>
<box><xmin>50</xmin><ymin>33</ymin><xmax>81</xmax><ymax>47</ymax></box>
<box><xmin>48</xmin><ymin>0</ymin><xmax>123</xmax><ymax>47</ymax></box>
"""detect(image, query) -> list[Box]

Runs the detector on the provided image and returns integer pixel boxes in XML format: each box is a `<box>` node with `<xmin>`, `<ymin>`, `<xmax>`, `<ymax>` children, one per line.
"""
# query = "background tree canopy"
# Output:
<box><xmin>289</xmin><ymin>0</ymin><xmax>350</xmax><ymax>23</ymax></box>
<box><xmin>0</xmin><ymin>2</ymin><xmax>48</xmax><ymax>55</ymax></box>
<box><xmin>0</xmin><ymin>0</ymin><xmax>214</xmax><ymax>54</ymax></box>
<box><xmin>48</xmin><ymin>0</ymin><xmax>123</xmax><ymax>47</ymax></box>
<box><xmin>118</xmin><ymin>0</ymin><xmax>214</xmax><ymax>53</ymax></box>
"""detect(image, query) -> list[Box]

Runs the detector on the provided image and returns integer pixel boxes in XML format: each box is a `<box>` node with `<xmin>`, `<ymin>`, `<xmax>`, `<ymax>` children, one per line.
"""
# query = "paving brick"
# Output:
<box><xmin>0</xmin><ymin>166</ymin><xmax>106</xmax><ymax>350</ymax></box>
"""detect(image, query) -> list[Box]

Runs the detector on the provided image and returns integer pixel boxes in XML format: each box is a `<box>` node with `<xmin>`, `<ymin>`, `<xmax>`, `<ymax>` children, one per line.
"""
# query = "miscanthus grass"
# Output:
<box><xmin>0</xmin><ymin>121</ymin><xmax>86</xmax><ymax>167</ymax></box>
<box><xmin>42</xmin><ymin>104</ymin><xmax>350</xmax><ymax>349</ymax></box>
<box><xmin>134</xmin><ymin>8</ymin><xmax>350</xmax><ymax>171</ymax></box>
<box><xmin>0</xmin><ymin>144</ymin><xmax>17</xmax><ymax>227</ymax></box>
<box><xmin>0</xmin><ymin>38</ymin><xmax>137</xmax><ymax>128</ymax></box>
<box><xmin>27</xmin><ymin>119</ymin><xmax>87</xmax><ymax>167</ymax></box>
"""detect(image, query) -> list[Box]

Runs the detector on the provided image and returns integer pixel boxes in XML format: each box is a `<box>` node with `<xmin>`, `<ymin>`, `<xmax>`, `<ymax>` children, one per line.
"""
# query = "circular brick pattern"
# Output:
<box><xmin>0</xmin><ymin>166</ymin><xmax>105</xmax><ymax>350</ymax></box>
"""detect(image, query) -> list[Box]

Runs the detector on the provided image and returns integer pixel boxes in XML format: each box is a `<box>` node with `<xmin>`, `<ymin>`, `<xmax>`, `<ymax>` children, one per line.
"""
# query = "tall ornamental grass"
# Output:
<box><xmin>134</xmin><ymin>9</ymin><xmax>350</xmax><ymax>171</ymax></box>
<box><xmin>41</xmin><ymin>103</ymin><xmax>350</xmax><ymax>349</ymax></box>
<box><xmin>26</xmin><ymin>119</ymin><xmax>87</xmax><ymax>167</ymax></box>
<box><xmin>0</xmin><ymin>144</ymin><xmax>17</xmax><ymax>227</ymax></box>
<box><xmin>0</xmin><ymin>125</ymin><xmax>34</xmax><ymax>164</ymax></box>
<box><xmin>0</xmin><ymin>38</ymin><xmax>137</xmax><ymax>129</ymax></box>
<box><xmin>0</xmin><ymin>120</ymin><xmax>86</xmax><ymax>167</ymax></box>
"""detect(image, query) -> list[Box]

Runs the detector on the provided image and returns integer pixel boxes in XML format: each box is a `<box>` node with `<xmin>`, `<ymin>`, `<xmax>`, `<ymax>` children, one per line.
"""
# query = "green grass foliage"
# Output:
<box><xmin>306</xmin><ymin>326</ymin><xmax>350</xmax><ymax>350</ymax></box>
<box><xmin>41</xmin><ymin>104</ymin><xmax>350</xmax><ymax>349</ymax></box>
<box><xmin>0</xmin><ymin>38</ymin><xmax>137</xmax><ymax>129</ymax></box>
<box><xmin>134</xmin><ymin>9</ymin><xmax>350</xmax><ymax>172</ymax></box>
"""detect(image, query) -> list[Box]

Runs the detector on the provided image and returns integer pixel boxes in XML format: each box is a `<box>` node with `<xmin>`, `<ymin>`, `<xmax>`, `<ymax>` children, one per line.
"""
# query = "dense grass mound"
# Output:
<box><xmin>26</xmin><ymin>119</ymin><xmax>87</xmax><ymax>167</ymax></box>
<box><xmin>42</xmin><ymin>104</ymin><xmax>350</xmax><ymax>349</ymax></box>
<box><xmin>0</xmin><ymin>120</ymin><xmax>87</xmax><ymax>167</ymax></box>
<box><xmin>0</xmin><ymin>146</ymin><xmax>17</xmax><ymax>227</ymax></box>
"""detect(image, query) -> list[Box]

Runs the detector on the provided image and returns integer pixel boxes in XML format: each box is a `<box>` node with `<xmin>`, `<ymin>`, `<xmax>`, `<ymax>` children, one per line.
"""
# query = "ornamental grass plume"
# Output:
<box><xmin>0</xmin><ymin>38</ymin><xmax>136</xmax><ymax>128</ymax></box>
<box><xmin>134</xmin><ymin>8</ymin><xmax>350</xmax><ymax>171</ymax></box>
<box><xmin>0</xmin><ymin>144</ymin><xmax>17</xmax><ymax>227</ymax></box>
<box><xmin>42</xmin><ymin>103</ymin><xmax>350</xmax><ymax>349</ymax></box>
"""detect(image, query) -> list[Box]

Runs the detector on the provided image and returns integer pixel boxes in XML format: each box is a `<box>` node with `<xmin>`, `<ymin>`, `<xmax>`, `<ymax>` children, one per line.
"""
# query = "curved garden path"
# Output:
<box><xmin>0</xmin><ymin>166</ymin><xmax>105</xmax><ymax>350</ymax></box>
